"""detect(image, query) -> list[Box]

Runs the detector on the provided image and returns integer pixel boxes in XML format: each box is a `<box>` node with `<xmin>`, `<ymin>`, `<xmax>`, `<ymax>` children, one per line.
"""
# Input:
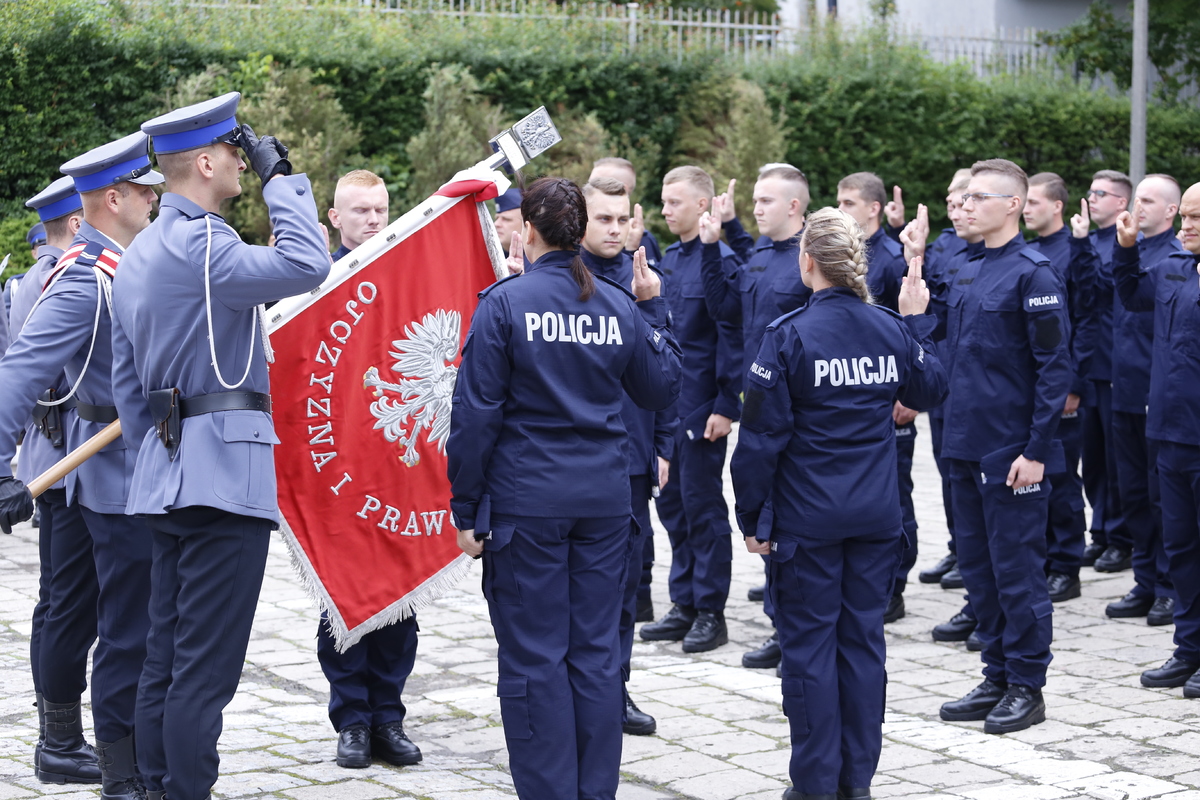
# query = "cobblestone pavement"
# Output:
<box><xmin>3</xmin><ymin>416</ymin><xmax>1200</xmax><ymax>799</ymax></box>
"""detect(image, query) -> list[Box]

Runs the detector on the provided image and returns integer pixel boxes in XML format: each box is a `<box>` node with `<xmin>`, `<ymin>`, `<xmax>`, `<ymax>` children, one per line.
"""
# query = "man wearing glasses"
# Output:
<box><xmin>1072</xmin><ymin>171</ymin><xmax>1137</xmax><ymax>575</ymax></box>
<box><xmin>936</xmin><ymin>159</ymin><xmax>1072</xmax><ymax>734</ymax></box>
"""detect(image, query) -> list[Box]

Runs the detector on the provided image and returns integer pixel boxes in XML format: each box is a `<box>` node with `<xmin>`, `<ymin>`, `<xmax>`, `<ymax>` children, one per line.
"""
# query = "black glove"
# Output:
<box><xmin>238</xmin><ymin>123</ymin><xmax>293</xmax><ymax>185</ymax></box>
<box><xmin>0</xmin><ymin>477</ymin><xmax>34</xmax><ymax>534</ymax></box>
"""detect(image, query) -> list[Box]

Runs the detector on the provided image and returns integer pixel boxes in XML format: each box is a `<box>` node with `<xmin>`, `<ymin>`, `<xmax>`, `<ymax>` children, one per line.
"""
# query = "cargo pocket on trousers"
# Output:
<box><xmin>482</xmin><ymin>522</ymin><xmax>521</xmax><ymax>605</ymax></box>
<box><xmin>780</xmin><ymin>678</ymin><xmax>810</xmax><ymax>735</ymax></box>
<box><xmin>497</xmin><ymin>676</ymin><xmax>532</xmax><ymax>740</ymax></box>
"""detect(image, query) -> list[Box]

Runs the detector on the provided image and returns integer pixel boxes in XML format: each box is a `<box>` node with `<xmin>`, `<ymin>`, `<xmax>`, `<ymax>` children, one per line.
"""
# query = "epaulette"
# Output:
<box><xmin>595</xmin><ymin>273</ymin><xmax>637</xmax><ymax>300</ymax></box>
<box><xmin>878</xmin><ymin>234</ymin><xmax>903</xmax><ymax>258</ymax></box>
<box><xmin>1018</xmin><ymin>247</ymin><xmax>1052</xmax><ymax>267</ymax></box>
<box><xmin>477</xmin><ymin>272</ymin><xmax>520</xmax><ymax>299</ymax></box>
<box><xmin>43</xmin><ymin>241</ymin><xmax>118</xmax><ymax>292</ymax></box>
<box><xmin>764</xmin><ymin>305</ymin><xmax>808</xmax><ymax>331</ymax></box>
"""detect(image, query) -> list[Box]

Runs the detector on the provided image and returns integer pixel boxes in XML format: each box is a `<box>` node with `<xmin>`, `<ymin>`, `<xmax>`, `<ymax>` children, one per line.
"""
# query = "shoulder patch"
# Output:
<box><xmin>1024</xmin><ymin>292</ymin><xmax>1063</xmax><ymax>311</ymax></box>
<box><xmin>594</xmin><ymin>273</ymin><xmax>637</xmax><ymax>300</ymax></box>
<box><xmin>477</xmin><ymin>273</ymin><xmax>520</xmax><ymax>299</ymax></box>
<box><xmin>747</xmin><ymin>360</ymin><xmax>779</xmax><ymax>387</ymax></box>
<box><xmin>764</xmin><ymin>305</ymin><xmax>807</xmax><ymax>331</ymax></box>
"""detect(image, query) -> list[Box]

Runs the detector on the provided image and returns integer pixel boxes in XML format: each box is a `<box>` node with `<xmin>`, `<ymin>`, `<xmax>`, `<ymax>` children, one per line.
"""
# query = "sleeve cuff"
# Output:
<box><xmin>636</xmin><ymin>296</ymin><xmax>668</xmax><ymax>327</ymax></box>
<box><xmin>1023</xmin><ymin>438</ymin><xmax>1051</xmax><ymax>464</ymax></box>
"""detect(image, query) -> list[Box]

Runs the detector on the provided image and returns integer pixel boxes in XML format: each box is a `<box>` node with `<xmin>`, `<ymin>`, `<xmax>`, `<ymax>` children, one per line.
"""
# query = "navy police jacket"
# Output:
<box><xmin>1112</xmin><ymin>242</ymin><xmax>1200</xmax><ymax>446</ymax></box>
<box><xmin>1069</xmin><ymin>225</ymin><xmax>1115</xmax><ymax>382</ymax></box>
<box><xmin>731</xmin><ymin>288</ymin><xmax>948</xmax><ymax>541</ymax></box>
<box><xmin>866</xmin><ymin>227</ymin><xmax>906</xmax><ymax>313</ymax></box>
<box><xmin>5</xmin><ymin>246</ymin><xmax>68</xmax><ymax>489</ymax></box>
<box><xmin>1112</xmin><ymin>228</ymin><xmax>1181</xmax><ymax>415</ymax></box>
<box><xmin>447</xmin><ymin>249</ymin><xmax>682</xmax><ymax>530</ymax></box>
<box><xmin>940</xmin><ymin>234</ymin><xmax>1072</xmax><ymax>464</ymax></box>
<box><xmin>0</xmin><ymin>222</ymin><xmax>133</xmax><ymax>513</ymax></box>
<box><xmin>659</xmin><ymin>237</ymin><xmax>743</xmax><ymax>430</ymax></box>
<box><xmin>700</xmin><ymin>235</ymin><xmax>809</xmax><ymax>382</ymax></box>
<box><xmin>580</xmin><ymin>247</ymin><xmax>677</xmax><ymax>478</ymax></box>
<box><xmin>1028</xmin><ymin>227</ymin><xmax>1098</xmax><ymax>398</ymax></box>
<box><xmin>111</xmin><ymin>176</ymin><xmax>330</xmax><ymax>522</ymax></box>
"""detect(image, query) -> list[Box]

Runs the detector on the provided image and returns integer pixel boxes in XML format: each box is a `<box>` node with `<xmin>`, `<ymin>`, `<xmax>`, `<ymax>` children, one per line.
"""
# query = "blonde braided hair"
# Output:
<box><xmin>801</xmin><ymin>207</ymin><xmax>874</xmax><ymax>304</ymax></box>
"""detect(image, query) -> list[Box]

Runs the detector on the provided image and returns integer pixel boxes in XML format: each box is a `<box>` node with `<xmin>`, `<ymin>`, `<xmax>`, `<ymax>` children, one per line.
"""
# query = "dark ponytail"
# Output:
<box><xmin>521</xmin><ymin>177</ymin><xmax>595</xmax><ymax>301</ymax></box>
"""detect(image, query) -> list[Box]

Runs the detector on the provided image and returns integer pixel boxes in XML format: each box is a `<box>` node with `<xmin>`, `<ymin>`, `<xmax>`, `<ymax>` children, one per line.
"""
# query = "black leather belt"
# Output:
<box><xmin>76</xmin><ymin>401</ymin><xmax>118</xmax><ymax>424</ymax></box>
<box><xmin>180</xmin><ymin>391</ymin><xmax>272</xmax><ymax>418</ymax></box>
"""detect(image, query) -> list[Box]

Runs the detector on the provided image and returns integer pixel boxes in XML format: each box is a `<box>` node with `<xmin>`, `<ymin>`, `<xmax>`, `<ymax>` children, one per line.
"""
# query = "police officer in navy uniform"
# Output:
<box><xmin>640</xmin><ymin>165</ymin><xmax>742</xmax><ymax>653</ymax></box>
<box><xmin>109</xmin><ymin>93</ymin><xmax>330</xmax><ymax>800</ymax></box>
<box><xmin>449</xmin><ymin>177</ymin><xmax>680</xmax><ymax>800</ymax></box>
<box><xmin>1112</xmin><ymin>184</ymin><xmax>1200</xmax><ymax>695</ymax></box>
<box><xmin>696</xmin><ymin>163</ymin><xmax>810</xmax><ymax>670</ymax></box>
<box><xmin>1106</xmin><ymin>174</ymin><xmax>1182</xmax><ymax>626</ymax></box>
<box><xmin>6</xmin><ymin>177</ymin><xmax>100</xmax><ymax>785</ymax></box>
<box><xmin>494</xmin><ymin>187</ymin><xmax>524</xmax><ymax>257</ymax></box>
<box><xmin>590</xmin><ymin>157</ymin><xmax>664</xmax><ymax>269</ymax></box>
<box><xmin>1024</xmin><ymin>172</ymin><xmax>1098</xmax><ymax>604</ymax></box>
<box><xmin>320</xmin><ymin>168</ymin><xmax>422</xmax><ymax>768</ymax></box>
<box><xmin>1071</xmin><ymin>170</ymin><xmax>1136</xmax><ymax>572</ymax></box>
<box><xmin>836</xmin><ymin>172</ymin><xmax>916</xmax><ymax>623</ymax></box>
<box><xmin>579</xmin><ymin>175</ymin><xmax>673</xmax><ymax>737</ymax></box>
<box><xmin>0</xmin><ymin>134</ymin><xmax>163</xmax><ymax>798</ymax></box>
<box><xmin>732</xmin><ymin>207</ymin><xmax>947</xmax><ymax>800</ymax></box>
<box><xmin>937</xmin><ymin>159</ymin><xmax>1072</xmax><ymax>734</ymax></box>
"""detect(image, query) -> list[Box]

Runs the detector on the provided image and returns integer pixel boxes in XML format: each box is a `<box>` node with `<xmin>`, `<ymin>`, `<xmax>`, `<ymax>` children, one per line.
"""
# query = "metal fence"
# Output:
<box><xmin>148</xmin><ymin>0</ymin><xmax>1056</xmax><ymax>76</ymax></box>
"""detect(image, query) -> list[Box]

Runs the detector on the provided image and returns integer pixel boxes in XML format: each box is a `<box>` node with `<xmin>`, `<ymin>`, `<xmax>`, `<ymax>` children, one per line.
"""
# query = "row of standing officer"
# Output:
<box><xmin>0</xmin><ymin>90</ymin><xmax>331</xmax><ymax>800</ymax></box>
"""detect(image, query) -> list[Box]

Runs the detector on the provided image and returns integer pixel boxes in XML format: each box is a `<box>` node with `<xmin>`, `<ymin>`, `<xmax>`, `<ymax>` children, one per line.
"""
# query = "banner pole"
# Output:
<box><xmin>27</xmin><ymin>420</ymin><xmax>122</xmax><ymax>499</ymax></box>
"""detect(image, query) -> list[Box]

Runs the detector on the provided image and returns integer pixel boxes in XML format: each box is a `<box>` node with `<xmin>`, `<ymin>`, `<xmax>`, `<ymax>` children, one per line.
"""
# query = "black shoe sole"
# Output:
<box><xmin>1148</xmin><ymin>614</ymin><xmax>1174</xmax><ymax>627</ymax></box>
<box><xmin>682</xmin><ymin>634</ymin><xmax>728</xmax><ymax>653</ymax></box>
<box><xmin>1141</xmin><ymin>673</ymin><xmax>1196</xmax><ymax>688</ymax></box>
<box><xmin>984</xmin><ymin>706</ymin><xmax>1045</xmax><ymax>734</ymax></box>
<box><xmin>742</xmin><ymin>653</ymin><xmax>782</xmax><ymax>669</ymax></box>
<box><xmin>939</xmin><ymin>704</ymin><xmax>997</xmax><ymax>722</ymax></box>
<box><xmin>1183</xmin><ymin>684</ymin><xmax>1200</xmax><ymax>699</ymax></box>
<box><xmin>1106</xmin><ymin>606</ymin><xmax>1152</xmax><ymax>619</ymax></box>
<box><xmin>931</xmin><ymin>627</ymin><xmax>975</xmax><ymax>642</ymax></box>
<box><xmin>918</xmin><ymin>571</ymin><xmax>948</xmax><ymax>584</ymax></box>
<box><xmin>940</xmin><ymin>578</ymin><xmax>965</xmax><ymax>590</ymax></box>
<box><xmin>35</xmin><ymin>768</ymin><xmax>102</xmax><ymax>785</ymax></box>
<box><xmin>1049</xmin><ymin>586</ymin><xmax>1081</xmax><ymax>603</ymax></box>
<box><xmin>747</xmin><ymin>588</ymin><xmax>765</xmax><ymax>602</ymax></box>
<box><xmin>622</xmin><ymin>720</ymin><xmax>657</xmax><ymax>736</ymax></box>
<box><xmin>640</xmin><ymin>628</ymin><xmax>691</xmax><ymax>642</ymax></box>
<box><xmin>966</xmin><ymin>639</ymin><xmax>983</xmax><ymax>652</ymax></box>
<box><xmin>374</xmin><ymin>752</ymin><xmax>422</xmax><ymax>766</ymax></box>
<box><xmin>1095</xmin><ymin>561</ymin><xmax>1132</xmax><ymax>573</ymax></box>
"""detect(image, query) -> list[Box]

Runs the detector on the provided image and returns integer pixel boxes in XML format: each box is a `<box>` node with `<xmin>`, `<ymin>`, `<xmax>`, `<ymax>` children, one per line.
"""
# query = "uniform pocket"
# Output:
<box><xmin>214</xmin><ymin>412</ymin><xmax>280</xmax><ymax>509</ymax></box>
<box><xmin>482</xmin><ymin>522</ymin><xmax>521</xmax><ymax>605</ymax></box>
<box><xmin>780</xmin><ymin>677</ymin><xmax>810</xmax><ymax>735</ymax></box>
<box><xmin>496</xmin><ymin>676</ymin><xmax>532</xmax><ymax>740</ymax></box>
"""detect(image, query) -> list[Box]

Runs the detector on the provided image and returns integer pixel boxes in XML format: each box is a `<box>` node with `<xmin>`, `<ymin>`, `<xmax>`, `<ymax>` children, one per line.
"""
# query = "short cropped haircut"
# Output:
<box><xmin>1029</xmin><ymin>172</ymin><xmax>1069</xmax><ymax>207</ymax></box>
<box><xmin>593</xmin><ymin>157</ymin><xmax>637</xmax><ymax>190</ymax></box>
<box><xmin>971</xmin><ymin>158</ymin><xmax>1029</xmax><ymax>199</ymax></box>
<box><xmin>583</xmin><ymin>176</ymin><xmax>628</xmax><ymax>200</ymax></box>
<box><xmin>337</xmin><ymin>169</ymin><xmax>384</xmax><ymax>191</ymax></box>
<box><xmin>758</xmin><ymin>163</ymin><xmax>810</xmax><ymax>205</ymax></box>
<box><xmin>948</xmin><ymin>168</ymin><xmax>973</xmax><ymax>195</ymax></box>
<box><xmin>43</xmin><ymin>214</ymin><xmax>79</xmax><ymax>243</ymax></box>
<box><xmin>1092</xmin><ymin>169</ymin><xmax>1132</xmax><ymax>199</ymax></box>
<box><xmin>1145</xmin><ymin>173</ymin><xmax>1182</xmax><ymax>207</ymax></box>
<box><xmin>837</xmin><ymin>172</ymin><xmax>887</xmax><ymax>221</ymax></box>
<box><xmin>663</xmin><ymin>165</ymin><xmax>714</xmax><ymax>199</ymax></box>
<box><xmin>157</xmin><ymin>145</ymin><xmax>216</xmax><ymax>186</ymax></box>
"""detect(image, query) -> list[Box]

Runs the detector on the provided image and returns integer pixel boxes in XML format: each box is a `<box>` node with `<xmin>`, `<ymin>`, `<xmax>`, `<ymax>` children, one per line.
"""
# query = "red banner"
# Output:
<box><xmin>270</xmin><ymin>196</ymin><xmax>499</xmax><ymax>647</ymax></box>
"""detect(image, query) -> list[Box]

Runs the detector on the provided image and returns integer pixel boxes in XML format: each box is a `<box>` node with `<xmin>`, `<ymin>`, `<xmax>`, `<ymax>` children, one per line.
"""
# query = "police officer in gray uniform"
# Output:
<box><xmin>110</xmin><ymin>92</ymin><xmax>330</xmax><ymax>800</ymax></box>
<box><xmin>0</xmin><ymin>135</ymin><xmax>163</xmax><ymax>799</ymax></box>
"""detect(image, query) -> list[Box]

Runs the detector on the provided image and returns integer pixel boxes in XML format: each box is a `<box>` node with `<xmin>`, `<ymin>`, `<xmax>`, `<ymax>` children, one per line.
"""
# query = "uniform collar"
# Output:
<box><xmin>580</xmin><ymin>247</ymin><xmax>625</xmax><ymax>277</ymax></box>
<box><xmin>1143</xmin><ymin>226</ymin><xmax>1179</xmax><ymax>251</ymax></box>
<box><xmin>76</xmin><ymin>219</ymin><xmax>125</xmax><ymax>254</ymax></box>
<box><xmin>527</xmin><ymin>249</ymin><xmax>578</xmax><ymax>272</ymax></box>
<box><xmin>808</xmin><ymin>285</ymin><xmax>859</xmax><ymax>305</ymax></box>
<box><xmin>983</xmin><ymin>233</ymin><xmax>1027</xmax><ymax>260</ymax></box>
<box><xmin>966</xmin><ymin>239</ymin><xmax>986</xmax><ymax>257</ymax></box>
<box><xmin>1038</xmin><ymin>226</ymin><xmax>1069</xmax><ymax>246</ymax></box>
<box><xmin>37</xmin><ymin>244</ymin><xmax>65</xmax><ymax>261</ymax></box>
<box><xmin>677</xmin><ymin>236</ymin><xmax>701</xmax><ymax>255</ymax></box>
<box><xmin>763</xmin><ymin>235</ymin><xmax>800</xmax><ymax>253</ymax></box>
<box><xmin>331</xmin><ymin>244</ymin><xmax>352</xmax><ymax>262</ymax></box>
<box><xmin>160</xmin><ymin>192</ymin><xmax>224</xmax><ymax>222</ymax></box>
<box><xmin>1095</xmin><ymin>224</ymin><xmax>1117</xmax><ymax>242</ymax></box>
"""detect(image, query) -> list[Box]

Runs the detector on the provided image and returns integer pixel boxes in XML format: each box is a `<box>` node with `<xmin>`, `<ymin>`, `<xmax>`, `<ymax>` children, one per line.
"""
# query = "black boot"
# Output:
<box><xmin>622</xmin><ymin>687</ymin><xmax>657</xmax><ymax>735</ymax></box>
<box><xmin>34</xmin><ymin>692</ymin><xmax>44</xmax><ymax>772</ymax></box>
<box><xmin>95</xmin><ymin>735</ymin><xmax>144</xmax><ymax>800</ymax></box>
<box><xmin>37</xmin><ymin>699</ymin><xmax>101</xmax><ymax>784</ymax></box>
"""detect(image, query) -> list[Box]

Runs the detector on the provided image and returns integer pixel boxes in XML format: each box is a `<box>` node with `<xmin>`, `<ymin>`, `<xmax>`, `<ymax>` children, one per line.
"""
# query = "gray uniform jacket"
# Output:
<box><xmin>111</xmin><ymin>175</ymin><xmax>330</xmax><ymax>523</ymax></box>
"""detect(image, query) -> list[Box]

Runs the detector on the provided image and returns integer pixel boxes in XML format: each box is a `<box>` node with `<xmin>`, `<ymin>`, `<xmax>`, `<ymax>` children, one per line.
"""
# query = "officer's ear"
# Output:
<box><xmin>522</xmin><ymin>220</ymin><xmax>535</xmax><ymax>247</ymax></box>
<box><xmin>195</xmin><ymin>150</ymin><xmax>218</xmax><ymax>181</ymax></box>
<box><xmin>67</xmin><ymin>214</ymin><xmax>83</xmax><ymax>236</ymax></box>
<box><xmin>327</xmin><ymin>206</ymin><xmax>341</xmax><ymax>230</ymax></box>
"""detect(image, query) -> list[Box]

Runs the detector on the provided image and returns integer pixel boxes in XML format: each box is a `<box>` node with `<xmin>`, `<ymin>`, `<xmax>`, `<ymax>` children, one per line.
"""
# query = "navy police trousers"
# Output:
<box><xmin>1045</xmin><ymin>413</ymin><xmax>1087</xmax><ymax>579</ymax></box>
<box><xmin>136</xmin><ymin>506</ymin><xmax>272</xmax><ymax>800</ymax></box>
<box><xmin>621</xmin><ymin>476</ymin><xmax>653</xmax><ymax>682</ymax></box>
<box><xmin>34</xmin><ymin>490</ymin><xmax>98</xmax><ymax>705</ymax></box>
<box><xmin>484</xmin><ymin>514</ymin><xmax>629</xmax><ymax>800</ymax></box>
<box><xmin>950</xmin><ymin>452</ymin><xmax>1054</xmax><ymax>689</ymax></box>
<box><xmin>894</xmin><ymin>422</ymin><xmax>918</xmax><ymax>595</ymax></box>
<box><xmin>656</xmin><ymin>432</ymin><xmax>732</xmax><ymax>614</ymax></box>
<box><xmin>1082</xmin><ymin>381</ymin><xmax>1134</xmax><ymax>550</ymax></box>
<box><xmin>1157</xmin><ymin>443</ymin><xmax>1200</xmax><ymax>661</ymax></box>
<box><xmin>317</xmin><ymin>614</ymin><xmax>418</xmax><ymax>731</ymax></box>
<box><xmin>772</xmin><ymin>531</ymin><xmax>900</xmax><ymax>794</ymax></box>
<box><xmin>79</xmin><ymin>508</ymin><xmax>152</xmax><ymax>741</ymax></box>
<box><xmin>1113</xmin><ymin>412</ymin><xmax>1171</xmax><ymax>601</ymax></box>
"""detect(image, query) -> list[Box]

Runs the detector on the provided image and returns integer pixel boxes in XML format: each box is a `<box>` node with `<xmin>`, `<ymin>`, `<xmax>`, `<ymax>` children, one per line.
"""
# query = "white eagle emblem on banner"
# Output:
<box><xmin>363</xmin><ymin>309</ymin><xmax>461</xmax><ymax>467</ymax></box>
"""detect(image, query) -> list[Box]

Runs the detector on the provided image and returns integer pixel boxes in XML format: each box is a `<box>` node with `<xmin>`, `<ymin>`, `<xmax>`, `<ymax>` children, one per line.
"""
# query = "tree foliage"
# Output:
<box><xmin>1042</xmin><ymin>0</ymin><xmax>1200</xmax><ymax>103</ymax></box>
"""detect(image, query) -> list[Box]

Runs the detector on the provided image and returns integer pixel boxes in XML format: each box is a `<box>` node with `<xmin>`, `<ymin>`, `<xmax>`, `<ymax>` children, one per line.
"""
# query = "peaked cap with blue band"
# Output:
<box><xmin>496</xmin><ymin>187</ymin><xmax>523</xmax><ymax>213</ymax></box>
<box><xmin>60</xmin><ymin>132</ymin><xmax>164</xmax><ymax>193</ymax></box>
<box><xmin>26</xmin><ymin>176</ymin><xmax>83</xmax><ymax>223</ymax></box>
<box><xmin>27</xmin><ymin>222</ymin><xmax>47</xmax><ymax>247</ymax></box>
<box><xmin>142</xmin><ymin>92</ymin><xmax>241</xmax><ymax>155</ymax></box>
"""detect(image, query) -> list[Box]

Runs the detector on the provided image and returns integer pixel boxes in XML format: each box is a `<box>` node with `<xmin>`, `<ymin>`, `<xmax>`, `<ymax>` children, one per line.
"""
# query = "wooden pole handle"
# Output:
<box><xmin>28</xmin><ymin>420</ymin><xmax>122</xmax><ymax>499</ymax></box>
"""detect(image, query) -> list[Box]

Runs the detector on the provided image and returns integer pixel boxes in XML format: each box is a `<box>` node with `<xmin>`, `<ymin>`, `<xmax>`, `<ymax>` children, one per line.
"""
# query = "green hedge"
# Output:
<box><xmin>4</xmin><ymin>0</ymin><xmax>1200</xmax><ymax>279</ymax></box>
